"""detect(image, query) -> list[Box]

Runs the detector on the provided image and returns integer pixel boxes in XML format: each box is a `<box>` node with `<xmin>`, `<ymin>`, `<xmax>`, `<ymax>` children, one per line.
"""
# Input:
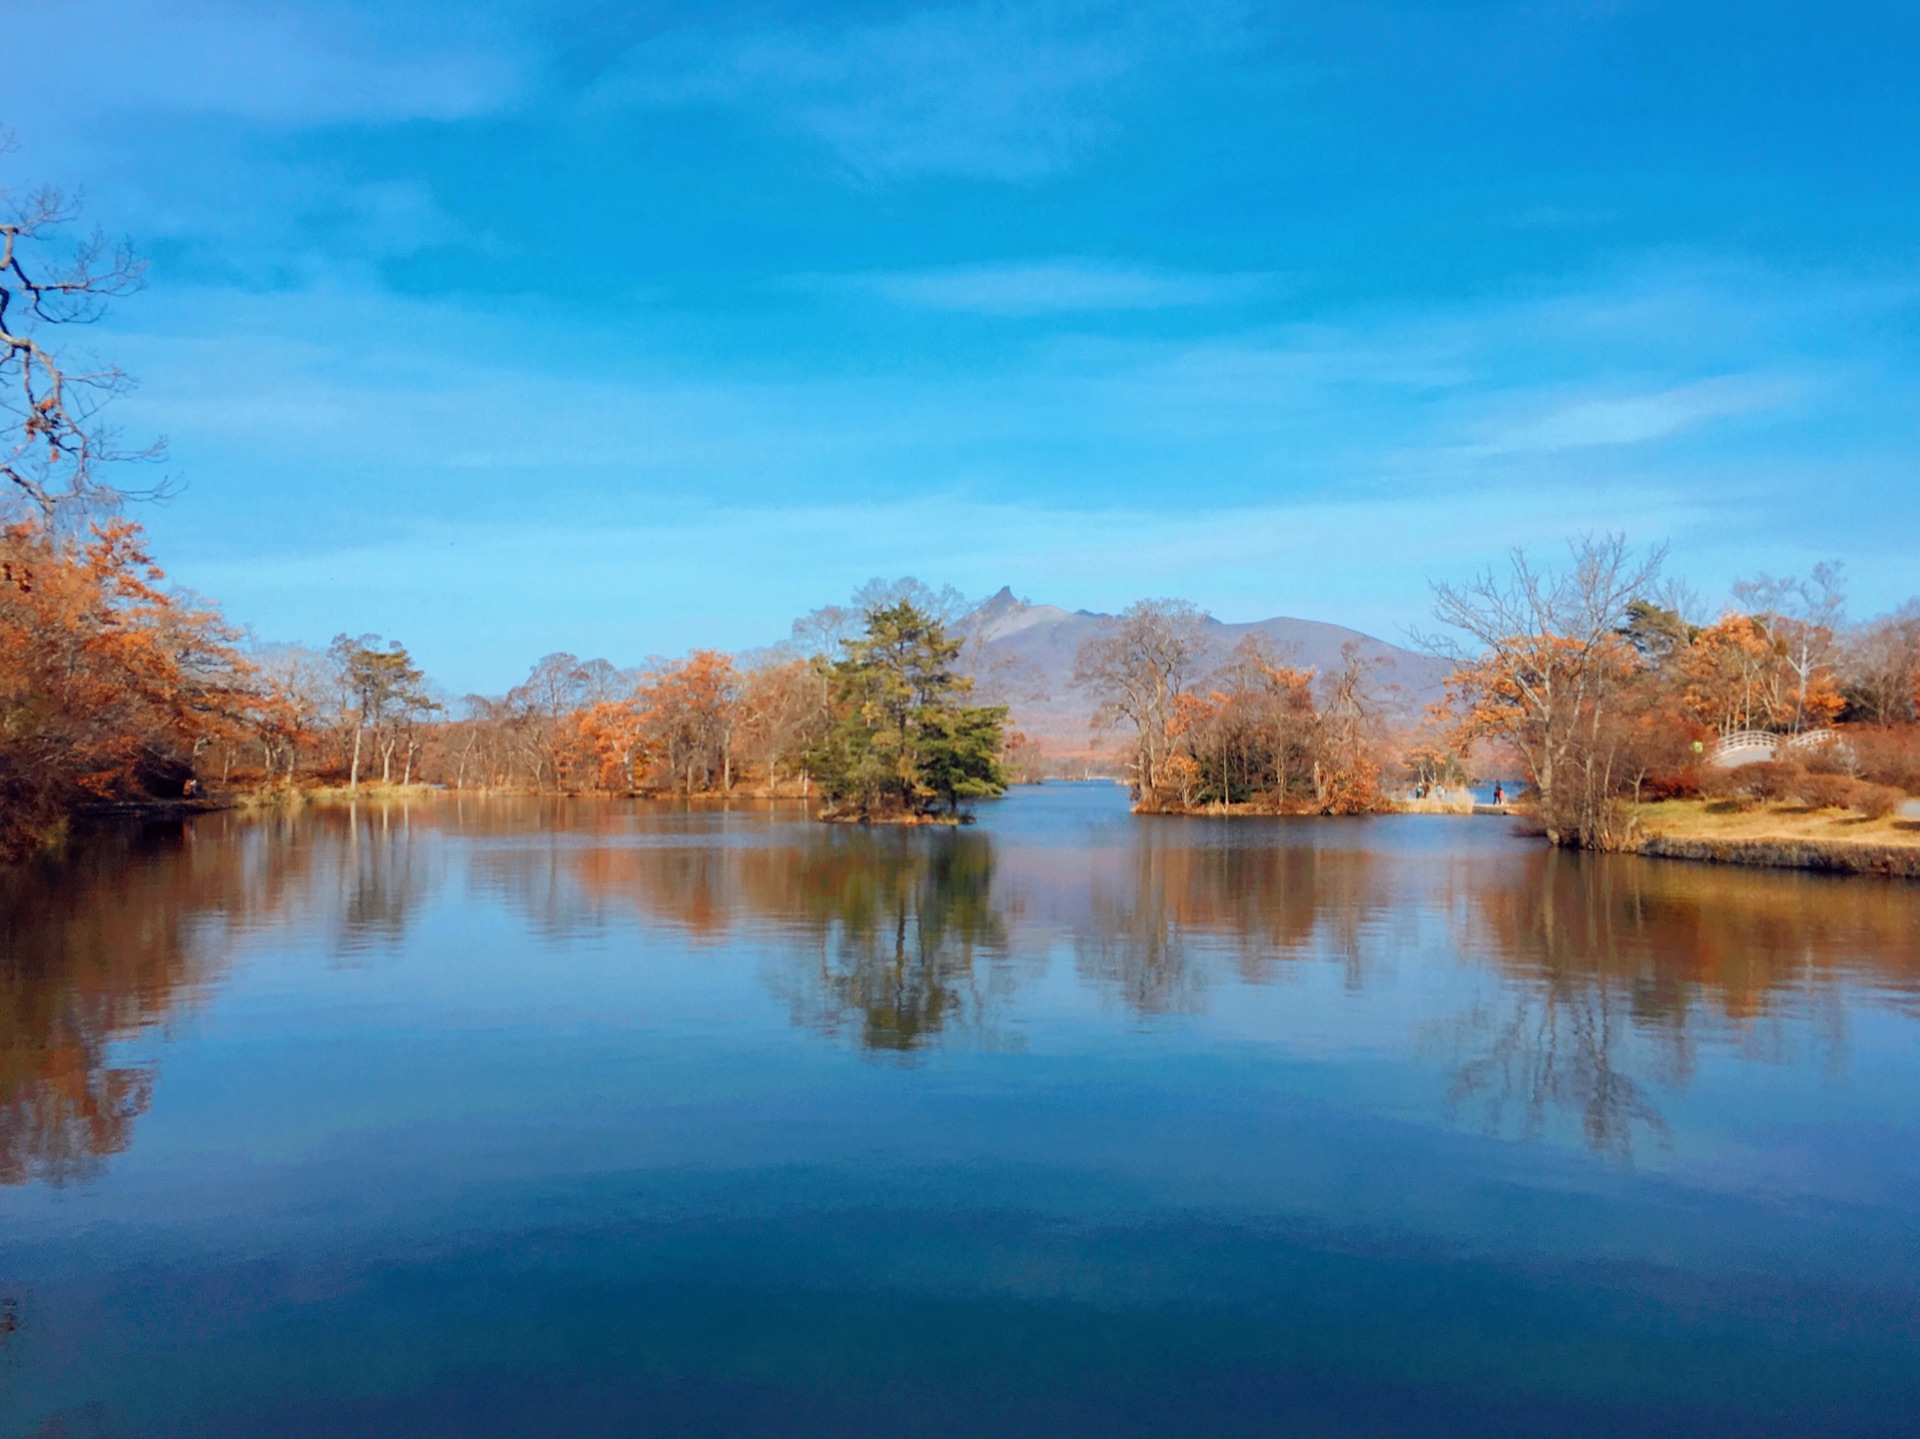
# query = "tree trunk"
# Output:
<box><xmin>349</xmin><ymin>725</ymin><xmax>363</xmax><ymax>791</ymax></box>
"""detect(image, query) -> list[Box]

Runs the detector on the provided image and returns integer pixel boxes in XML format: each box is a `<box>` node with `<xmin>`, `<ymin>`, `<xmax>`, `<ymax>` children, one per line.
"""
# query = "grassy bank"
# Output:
<box><xmin>1142</xmin><ymin>795</ymin><xmax>1515</xmax><ymax>818</ymax></box>
<box><xmin>1633</xmin><ymin>799</ymin><xmax>1920</xmax><ymax>879</ymax></box>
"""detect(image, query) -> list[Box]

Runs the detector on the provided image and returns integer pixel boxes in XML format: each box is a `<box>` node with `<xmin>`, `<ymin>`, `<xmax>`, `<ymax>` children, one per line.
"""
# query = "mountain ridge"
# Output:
<box><xmin>957</xmin><ymin>587</ymin><xmax>1449</xmax><ymax>760</ymax></box>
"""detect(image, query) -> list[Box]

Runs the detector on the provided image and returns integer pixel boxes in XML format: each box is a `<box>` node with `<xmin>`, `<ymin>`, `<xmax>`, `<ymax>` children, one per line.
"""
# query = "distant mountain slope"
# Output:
<box><xmin>959</xmin><ymin>588</ymin><xmax>1450</xmax><ymax>758</ymax></box>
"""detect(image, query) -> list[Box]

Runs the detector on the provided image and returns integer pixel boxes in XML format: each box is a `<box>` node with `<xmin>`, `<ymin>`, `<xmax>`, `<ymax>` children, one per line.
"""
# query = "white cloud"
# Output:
<box><xmin>833</xmin><ymin>261</ymin><xmax>1282</xmax><ymax>315</ymax></box>
<box><xmin>1475</xmin><ymin>376</ymin><xmax>1803</xmax><ymax>455</ymax></box>
<box><xmin>591</xmin><ymin>1</ymin><xmax>1255</xmax><ymax>181</ymax></box>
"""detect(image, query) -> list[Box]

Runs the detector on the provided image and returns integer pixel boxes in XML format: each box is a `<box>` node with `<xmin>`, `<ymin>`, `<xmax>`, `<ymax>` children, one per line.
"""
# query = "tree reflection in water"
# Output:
<box><xmin>764</xmin><ymin>832</ymin><xmax>1010</xmax><ymax>1053</ymax></box>
<box><xmin>0</xmin><ymin>822</ymin><xmax>273</xmax><ymax>1184</ymax></box>
<box><xmin>328</xmin><ymin>801</ymin><xmax>437</xmax><ymax>956</ymax></box>
<box><xmin>0</xmin><ymin>805</ymin><xmax>436</xmax><ymax>1184</ymax></box>
<box><xmin>10</xmin><ymin>799</ymin><xmax>1920</xmax><ymax>1180</ymax></box>
<box><xmin>1437</xmin><ymin>849</ymin><xmax>1920</xmax><ymax>1159</ymax></box>
<box><xmin>1073</xmin><ymin>832</ymin><xmax>1399</xmax><ymax>1014</ymax></box>
<box><xmin>505</xmin><ymin>806</ymin><xmax>1017</xmax><ymax>1054</ymax></box>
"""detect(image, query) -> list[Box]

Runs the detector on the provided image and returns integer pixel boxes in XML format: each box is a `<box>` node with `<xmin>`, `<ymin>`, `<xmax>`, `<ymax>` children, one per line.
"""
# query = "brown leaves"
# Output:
<box><xmin>1</xmin><ymin>518</ymin><xmax>254</xmax><ymax>854</ymax></box>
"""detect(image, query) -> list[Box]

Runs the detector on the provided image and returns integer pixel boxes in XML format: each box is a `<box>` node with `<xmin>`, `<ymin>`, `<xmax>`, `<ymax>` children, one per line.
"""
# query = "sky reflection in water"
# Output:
<box><xmin>2</xmin><ymin>785</ymin><xmax>1918</xmax><ymax>1436</ymax></box>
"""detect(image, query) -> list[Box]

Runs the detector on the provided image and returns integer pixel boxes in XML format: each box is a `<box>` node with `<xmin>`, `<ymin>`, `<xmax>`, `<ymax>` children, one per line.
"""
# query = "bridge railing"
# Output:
<box><xmin>1707</xmin><ymin>728</ymin><xmax>1847</xmax><ymax>768</ymax></box>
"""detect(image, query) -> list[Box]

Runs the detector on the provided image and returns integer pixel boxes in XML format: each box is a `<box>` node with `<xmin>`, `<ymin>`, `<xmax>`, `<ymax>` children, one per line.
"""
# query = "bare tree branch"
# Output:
<box><xmin>1</xmin><ymin>134</ymin><xmax>168</xmax><ymax>518</ymax></box>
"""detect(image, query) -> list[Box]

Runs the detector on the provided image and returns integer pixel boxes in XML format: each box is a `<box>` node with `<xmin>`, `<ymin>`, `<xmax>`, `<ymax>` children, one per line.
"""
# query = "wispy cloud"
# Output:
<box><xmin>1473</xmin><ymin>375</ymin><xmax>1803</xmax><ymax>455</ymax></box>
<box><xmin>7</xmin><ymin>0</ymin><xmax>529</xmax><ymax>125</ymax></box>
<box><xmin>111</xmin><ymin>253</ymin><xmax>1920</xmax><ymax>689</ymax></box>
<box><xmin>822</xmin><ymin>261</ymin><xmax>1283</xmax><ymax>315</ymax></box>
<box><xmin>590</xmin><ymin>1</ymin><xmax>1254</xmax><ymax>181</ymax></box>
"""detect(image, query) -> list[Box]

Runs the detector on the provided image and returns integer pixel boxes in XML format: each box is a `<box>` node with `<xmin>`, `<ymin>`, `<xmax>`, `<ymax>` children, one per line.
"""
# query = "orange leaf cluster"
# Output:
<box><xmin>1</xmin><ymin>520</ymin><xmax>252</xmax><ymax>854</ymax></box>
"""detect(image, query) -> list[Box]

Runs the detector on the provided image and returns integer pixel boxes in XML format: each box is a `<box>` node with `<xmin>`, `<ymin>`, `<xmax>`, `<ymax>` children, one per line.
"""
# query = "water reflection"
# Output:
<box><xmin>1438</xmin><ymin>851</ymin><xmax>1920</xmax><ymax>1156</ymax></box>
<box><xmin>0</xmin><ymin>827</ymin><xmax>242</xmax><ymax>1184</ymax></box>
<box><xmin>490</xmin><ymin>820</ymin><xmax>1017</xmax><ymax>1052</ymax></box>
<box><xmin>331</xmin><ymin>802</ymin><xmax>437</xmax><ymax>955</ymax></box>
<box><xmin>1073</xmin><ymin>835</ymin><xmax>1402</xmax><ymax>1013</ymax></box>
<box><xmin>5</xmin><ymin>797</ymin><xmax>1920</xmax><ymax>1181</ymax></box>
<box><xmin>763</xmin><ymin>834</ymin><xmax>1010</xmax><ymax>1052</ymax></box>
<box><xmin>0</xmin><ymin>804</ymin><xmax>438</xmax><ymax>1182</ymax></box>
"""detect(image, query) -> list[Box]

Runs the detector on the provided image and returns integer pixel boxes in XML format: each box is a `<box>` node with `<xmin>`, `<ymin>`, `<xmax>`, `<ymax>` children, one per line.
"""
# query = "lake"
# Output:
<box><xmin>3</xmin><ymin>783</ymin><xmax>1918</xmax><ymax>1437</ymax></box>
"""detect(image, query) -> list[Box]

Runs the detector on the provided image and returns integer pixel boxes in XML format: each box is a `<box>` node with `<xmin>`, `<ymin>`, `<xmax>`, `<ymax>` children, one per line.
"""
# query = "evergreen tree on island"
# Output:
<box><xmin>810</xmin><ymin>601</ymin><xmax>1008</xmax><ymax>822</ymax></box>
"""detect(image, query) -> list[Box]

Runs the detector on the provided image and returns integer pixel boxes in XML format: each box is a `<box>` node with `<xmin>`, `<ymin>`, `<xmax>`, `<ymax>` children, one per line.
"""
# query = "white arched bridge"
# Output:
<box><xmin>1707</xmin><ymin>729</ymin><xmax>1846</xmax><ymax>769</ymax></box>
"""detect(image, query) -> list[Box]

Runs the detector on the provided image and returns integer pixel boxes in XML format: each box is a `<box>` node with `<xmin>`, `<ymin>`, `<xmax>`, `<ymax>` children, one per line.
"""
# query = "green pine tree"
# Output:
<box><xmin>809</xmin><ymin>601</ymin><xmax>1008</xmax><ymax>821</ymax></box>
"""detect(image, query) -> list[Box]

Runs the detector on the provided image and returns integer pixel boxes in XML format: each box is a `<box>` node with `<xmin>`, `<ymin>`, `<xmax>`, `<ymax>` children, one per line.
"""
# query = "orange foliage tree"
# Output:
<box><xmin>551</xmin><ymin>699</ymin><xmax>653</xmax><ymax>792</ymax></box>
<box><xmin>1145</xmin><ymin>634</ymin><xmax>1385</xmax><ymax>814</ymax></box>
<box><xmin>638</xmin><ymin>650</ymin><xmax>742</xmax><ymax>794</ymax></box>
<box><xmin>1432</xmin><ymin>537</ymin><xmax>1665</xmax><ymax>849</ymax></box>
<box><xmin>0</xmin><ymin>520</ymin><xmax>254</xmax><ymax>855</ymax></box>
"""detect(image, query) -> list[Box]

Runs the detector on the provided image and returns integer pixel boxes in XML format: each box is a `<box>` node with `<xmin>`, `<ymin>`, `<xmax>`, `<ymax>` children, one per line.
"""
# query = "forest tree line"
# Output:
<box><xmin>12</xmin><ymin>510</ymin><xmax>1917</xmax><ymax>862</ymax></box>
<box><xmin>1073</xmin><ymin>538</ymin><xmax>1920</xmax><ymax>845</ymax></box>
<box><xmin>0</xmin><ymin>535</ymin><xmax>1019</xmax><ymax>855</ymax></box>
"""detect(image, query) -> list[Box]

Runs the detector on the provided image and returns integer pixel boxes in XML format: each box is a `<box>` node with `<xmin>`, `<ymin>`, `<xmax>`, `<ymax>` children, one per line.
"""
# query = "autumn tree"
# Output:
<box><xmin>1306</xmin><ymin>642</ymin><xmax>1388</xmax><ymax>813</ymax></box>
<box><xmin>1</xmin><ymin>520</ymin><xmax>252</xmax><ymax>854</ymax></box>
<box><xmin>639</xmin><ymin>650</ymin><xmax>742</xmax><ymax>794</ymax></box>
<box><xmin>1674</xmin><ymin>614</ymin><xmax>1781</xmax><ymax>735</ymax></box>
<box><xmin>1161</xmin><ymin>634</ymin><xmax>1317</xmax><ymax>808</ymax></box>
<box><xmin>552</xmin><ymin>699</ymin><xmax>651</xmax><ymax>792</ymax></box>
<box><xmin>1732</xmin><ymin>563</ymin><xmax>1846</xmax><ymax>734</ymax></box>
<box><xmin>736</xmin><ymin>658</ymin><xmax>831</xmax><ymax>793</ymax></box>
<box><xmin>331</xmin><ymin>635</ymin><xmax>434</xmax><ymax>791</ymax></box>
<box><xmin>243</xmin><ymin>643</ymin><xmax>334</xmax><ymax>782</ymax></box>
<box><xmin>1431</xmin><ymin>536</ymin><xmax>1665</xmax><ymax>849</ymax></box>
<box><xmin>1072</xmin><ymin>599</ymin><xmax>1208</xmax><ymax>801</ymax></box>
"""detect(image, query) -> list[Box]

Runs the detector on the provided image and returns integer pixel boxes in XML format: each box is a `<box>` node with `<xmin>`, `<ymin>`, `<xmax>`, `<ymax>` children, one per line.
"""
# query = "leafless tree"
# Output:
<box><xmin>1072</xmin><ymin>598</ymin><xmax>1209</xmax><ymax>794</ymax></box>
<box><xmin>2</xmin><ymin>135</ymin><xmax>165</xmax><ymax>517</ymax></box>
<box><xmin>1428</xmin><ymin>536</ymin><xmax>1664</xmax><ymax>848</ymax></box>
<box><xmin>1732</xmin><ymin>561</ymin><xmax>1846</xmax><ymax>733</ymax></box>
<box><xmin>791</xmin><ymin>577</ymin><xmax>972</xmax><ymax>659</ymax></box>
<box><xmin>1840</xmin><ymin>600</ymin><xmax>1920</xmax><ymax>726</ymax></box>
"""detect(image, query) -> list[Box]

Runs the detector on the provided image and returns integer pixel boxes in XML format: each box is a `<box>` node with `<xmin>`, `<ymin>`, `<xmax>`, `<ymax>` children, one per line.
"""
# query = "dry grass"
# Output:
<box><xmin>1635</xmin><ymin>799</ymin><xmax>1920</xmax><ymax>849</ymax></box>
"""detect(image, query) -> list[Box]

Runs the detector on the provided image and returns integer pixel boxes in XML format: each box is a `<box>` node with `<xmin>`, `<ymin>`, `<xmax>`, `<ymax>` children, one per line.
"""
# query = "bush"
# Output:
<box><xmin>1846</xmin><ymin>725</ymin><xmax>1920</xmax><ymax>795</ymax></box>
<box><xmin>1640</xmin><ymin>765</ymin><xmax>1703</xmax><ymax>801</ymax></box>
<box><xmin>1738</xmin><ymin>761</ymin><xmax>1804</xmax><ymax>803</ymax></box>
<box><xmin>1795</xmin><ymin>772</ymin><xmax>1857</xmax><ymax>810</ymax></box>
<box><xmin>1800</xmin><ymin>741</ymin><xmax>1858</xmax><ymax>777</ymax></box>
<box><xmin>1850</xmin><ymin>782</ymin><xmax>1905</xmax><ymax>821</ymax></box>
<box><xmin>1696</xmin><ymin>765</ymin><xmax>1755</xmax><ymax>809</ymax></box>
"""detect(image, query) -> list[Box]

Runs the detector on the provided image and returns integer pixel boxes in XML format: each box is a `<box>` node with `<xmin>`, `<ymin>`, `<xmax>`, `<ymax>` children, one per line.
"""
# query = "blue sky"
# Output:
<box><xmin>11</xmin><ymin>0</ymin><xmax>1919</xmax><ymax>691</ymax></box>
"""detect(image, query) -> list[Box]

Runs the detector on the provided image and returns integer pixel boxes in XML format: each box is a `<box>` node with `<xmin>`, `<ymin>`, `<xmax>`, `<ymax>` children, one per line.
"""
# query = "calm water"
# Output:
<box><xmin>3</xmin><ymin>784</ymin><xmax>1919</xmax><ymax>1437</ymax></box>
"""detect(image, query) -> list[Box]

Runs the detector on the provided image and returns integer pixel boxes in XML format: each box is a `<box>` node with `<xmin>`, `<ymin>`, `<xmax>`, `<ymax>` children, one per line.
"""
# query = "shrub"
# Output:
<box><xmin>1846</xmin><ymin>725</ymin><xmax>1920</xmax><ymax>795</ymax></box>
<box><xmin>1794</xmin><ymin>772</ymin><xmax>1856</xmax><ymax>810</ymax></box>
<box><xmin>1640</xmin><ymin>765</ymin><xmax>1703</xmax><ymax>801</ymax></box>
<box><xmin>1738</xmin><ymin>761</ymin><xmax>1804</xmax><ymax>803</ymax></box>
<box><xmin>1696</xmin><ymin>765</ymin><xmax>1754</xmax><ymax>809</ymax></box>
<box><xmin>1800</xmin><ymin>741</ymin><xmax>1858</xmax><ymax>777</ymax></box>
<box><xmin>1850</xmin><ymin>782</ymin><xmax>1905</xmax><ymax>821</ymax></box>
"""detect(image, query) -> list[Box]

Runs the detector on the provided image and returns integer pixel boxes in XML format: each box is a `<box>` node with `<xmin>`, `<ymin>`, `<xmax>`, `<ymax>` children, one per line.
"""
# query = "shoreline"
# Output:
<box><xmin>1635</xmin><ymin>833</ymin><xmax>1920</xmax><ymax>879</ymax></box>
<box><xmin>1629</xmin><ymin>799</ymin><xmax>1920</xmax><ymax>880</ymax></box>
<box><xmin>66</xmin><ymin>785</ymin><xmax>1920</xmax><ymax>882</ymax></box>
<box><xmin>1135</xmin><ymin>798</ymin><xmax>1520</xmax><ymax>820</ymax></box>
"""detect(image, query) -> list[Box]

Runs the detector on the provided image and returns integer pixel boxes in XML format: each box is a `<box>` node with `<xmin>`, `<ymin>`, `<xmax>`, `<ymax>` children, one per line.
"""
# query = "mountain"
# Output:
<box><xmin>958</xmin><ymin>588</ymin><xmax>1451</xmax><ymax>760</ymax></box>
